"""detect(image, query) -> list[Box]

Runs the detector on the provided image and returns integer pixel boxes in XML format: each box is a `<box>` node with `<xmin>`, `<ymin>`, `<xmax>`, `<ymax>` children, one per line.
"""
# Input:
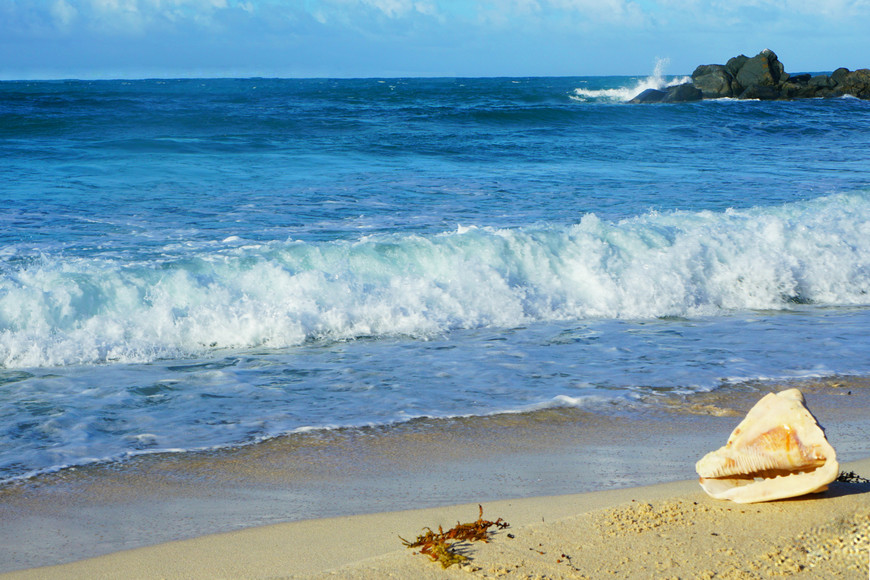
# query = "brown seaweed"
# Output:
<box><xmin>400</xmin><ymin>505</ymin><xmax>510</xmax><ymax>568</ymax></box>
<box><xmin>836</xmin><ymin>470</ymin><xmax>870</xmax><ymax>484</ymax></box>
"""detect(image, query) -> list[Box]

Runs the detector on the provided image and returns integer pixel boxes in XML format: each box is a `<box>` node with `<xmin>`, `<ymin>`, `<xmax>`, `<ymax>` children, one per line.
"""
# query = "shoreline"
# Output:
<box><xmin>3</xmin><ymin>457</ymin><xmax>869</xmax><ymax>579</ymax></box>
<box><xmin>1</xmin><ymin>379</ymin><xmax>869</xmax><ymax>577</ymax></box>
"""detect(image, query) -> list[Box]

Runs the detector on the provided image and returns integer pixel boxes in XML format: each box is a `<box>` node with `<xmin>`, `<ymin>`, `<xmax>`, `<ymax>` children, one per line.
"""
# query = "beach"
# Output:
<box><xmin>3</xmin><ymin>464</ymin><xmax>868</xmax><ymax>579</ymax></box>
<box><xmin>2</xmin><ymin>77</ymin><xmax>870</xmax><ymax>578</ymax></box>
<box><xmin>2</xmin><ymin>380</ymin><xmax>869</xmax><ymax>578</ymax></box>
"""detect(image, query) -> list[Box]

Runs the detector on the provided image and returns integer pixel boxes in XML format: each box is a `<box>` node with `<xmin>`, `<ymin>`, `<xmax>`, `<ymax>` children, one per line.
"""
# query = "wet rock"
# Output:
<box><xmin>628</xmin><ymin>84</ymin><xmax>702</xmax><ymax>104</ymax></box>
<box><xmin>628</xmin><ymin>88</ymin><xmax>668</xmax><ymax>103</ymax></box>
<box><xmin>664</xmin><ymin>83</ymin><xmax>703</xmax><ymax>102</ymax></box>
<box><xmin>740</xmin><ymin>84</ymin><xmax>782</xmax><ymax>100</ymax></box>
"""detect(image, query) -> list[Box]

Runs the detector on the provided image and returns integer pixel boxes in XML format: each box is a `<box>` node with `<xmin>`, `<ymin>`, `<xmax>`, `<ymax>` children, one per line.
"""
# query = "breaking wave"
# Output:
<box><xmin>1</xmin><ymin>193</ymin><xmax>868</xmax><ymax>369</ymax></box>
<box><xmin>572</xmin><ymin>57</ymin><xmax>692</xmax><ymax>102</ymax></box>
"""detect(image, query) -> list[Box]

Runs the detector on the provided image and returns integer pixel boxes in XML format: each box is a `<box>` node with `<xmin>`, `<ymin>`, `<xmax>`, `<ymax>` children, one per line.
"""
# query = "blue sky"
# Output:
<box><xmin>2</xmin><ymin>0</ymin><xmax>869</xmax><ymax>79</ymax></box>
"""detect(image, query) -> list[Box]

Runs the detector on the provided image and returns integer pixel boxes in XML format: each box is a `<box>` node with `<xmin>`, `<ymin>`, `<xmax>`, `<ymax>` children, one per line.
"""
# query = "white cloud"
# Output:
<box><xmin>552</xmin><ymin>0</ymin><xmax>646</xmax><ymax>23</ymax></box>
<box><xmin>311</xmin><ymin>0</ymin><xmax>440</xmax><ymax>19</ymax></box>
<box><xmin>89</xmin><ymin>0</ymin><xmax>139</xmax><ymax>15</ymax></box>
<box><xmin>12</xmin><ymin>0</ymin><xmax>870</xmax><ymax>39</ymax></box>
<box><xmin>784</xmin><ymin>0</ymin><xmax>869</xmax><ymax>18</ymax></box>
<box><xmin>661</xmin><ymin>0</ymin><xmax>870</xmax><ymax>20</ymax></box>
<box><xmin>475</xmin><ymin>0</ymin><xmax>648</xmax><ymax>28</ymax></box>
<box><xmin>475</xmin><ymin>0</ymin><xmax>541</xmax><ymax>26</ymax></box>
<box><xmin>361</xmin><ymin>0</ymin><xmax>415</xmax><ymax>17</ymax></box>
<box><xmin>549</xmin><ymin>0</ymin><xmax>632</xmax><ymax>14</ymax></box>
<box><xmin>414</xmin><ymin>1</ymin><xmax>437</xmax><ymax>16</ymax></box>
<box><xmin>31</xmin><ymin>0</ymin><xmax>250</xmax><ymax>33</ymax></box>
<box><xmin>87</xmin><ymin>0</ymin><xmax>145</xmax><ymax>32</ymax></box>
<box><xmin>51</xmin><ymin>0</ymin><xmax>79</xmax><ymax>27</ymax></box>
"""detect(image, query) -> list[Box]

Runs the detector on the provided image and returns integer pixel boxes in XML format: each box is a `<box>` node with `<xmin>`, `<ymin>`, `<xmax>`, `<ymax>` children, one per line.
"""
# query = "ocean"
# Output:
<box><xmin>2</xmin><ymin>73</ymin><xmax>870</xmax><ymax>490</ymax></box>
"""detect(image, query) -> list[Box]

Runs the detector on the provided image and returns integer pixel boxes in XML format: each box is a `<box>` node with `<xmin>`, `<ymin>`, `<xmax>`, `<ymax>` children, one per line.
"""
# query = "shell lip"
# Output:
<box><xmin>701</xmin><ymin>464</ymin><xmax>824</xmax><ymax>481</ymax></box>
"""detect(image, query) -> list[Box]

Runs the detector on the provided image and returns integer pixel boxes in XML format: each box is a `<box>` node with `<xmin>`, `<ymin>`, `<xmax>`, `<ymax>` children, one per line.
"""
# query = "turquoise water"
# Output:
<box><xmin>1</xmin><ymin>76</ymin><xmax>869</xmax><ymax>482</ymax></box>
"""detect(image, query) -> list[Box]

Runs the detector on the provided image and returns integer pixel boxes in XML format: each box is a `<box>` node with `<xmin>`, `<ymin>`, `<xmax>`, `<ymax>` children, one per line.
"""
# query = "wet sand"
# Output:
<box><xmin>2</xmin><ymin>458</ymin><xmax>868</xmax><ymax>579</ymax></box>
<box><xmin>1</xmin><ymin>379</ymin><xmax>869</xmax><ymax>577</ymax></box>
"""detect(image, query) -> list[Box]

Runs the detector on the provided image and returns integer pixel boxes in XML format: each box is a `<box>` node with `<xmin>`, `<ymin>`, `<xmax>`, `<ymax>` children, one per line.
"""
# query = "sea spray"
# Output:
<box><xmin>572</xmin><ymin>57</ymin><xmax>692</xmax><ymax>102</ymax></box>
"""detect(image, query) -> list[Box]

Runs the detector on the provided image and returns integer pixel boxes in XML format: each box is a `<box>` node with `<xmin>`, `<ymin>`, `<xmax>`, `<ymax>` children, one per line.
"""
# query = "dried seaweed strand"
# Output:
<box><xmin>400</xmin><ymin>505</ymin><xmax>510</xmax><ymax>568</ymax></box>
<box><xmin>836</xmin><ymin>470</ymin><xmax>870</xmax><ymax>484</ymax></box>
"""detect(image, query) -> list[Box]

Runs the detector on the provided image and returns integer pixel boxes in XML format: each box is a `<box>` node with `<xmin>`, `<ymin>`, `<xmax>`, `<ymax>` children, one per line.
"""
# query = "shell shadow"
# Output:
<box><xmin>773</xmin><ymin>479</ymin><xmax>870</xmax><ymax>503</ymax></box>
<box><xmin>822</xmin><ymin>479</ymin><xmax>870</xmax><ymax>499</ymax></box>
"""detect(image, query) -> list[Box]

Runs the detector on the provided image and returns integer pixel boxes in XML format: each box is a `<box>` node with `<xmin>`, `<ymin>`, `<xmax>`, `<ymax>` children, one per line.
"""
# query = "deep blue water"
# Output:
<box><xmin>1</xmin><ymin>75</ymin><xmax>869</xmax><ymax>482</ymax></box>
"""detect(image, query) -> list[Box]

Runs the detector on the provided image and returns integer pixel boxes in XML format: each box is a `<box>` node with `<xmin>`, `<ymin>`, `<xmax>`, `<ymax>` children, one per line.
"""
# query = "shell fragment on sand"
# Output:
<box><xmin>695</xmin><ymin>388</ymin><xmax>839</xmax><ymax>503</ymax></box>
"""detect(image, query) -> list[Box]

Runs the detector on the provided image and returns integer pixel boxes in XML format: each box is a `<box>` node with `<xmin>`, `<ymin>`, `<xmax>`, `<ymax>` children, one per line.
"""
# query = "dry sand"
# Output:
<box><xmin>4</xmin><ymin>458</ymin><xmax>868</xmax><ymax>580</ymax></box>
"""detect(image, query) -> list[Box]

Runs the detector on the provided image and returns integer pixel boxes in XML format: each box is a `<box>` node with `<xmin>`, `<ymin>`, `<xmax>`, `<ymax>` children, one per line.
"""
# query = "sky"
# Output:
<box><xmin>2</xmin><ymin>0</ymin><xmax>869</xmax><ymax>79</ymax></box>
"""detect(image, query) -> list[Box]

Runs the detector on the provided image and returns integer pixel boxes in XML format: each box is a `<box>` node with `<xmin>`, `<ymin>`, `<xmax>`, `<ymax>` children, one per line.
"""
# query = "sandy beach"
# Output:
<box><xmin>1</xmin><ymin>381</ymin><xmax>869</xmax><ymax>579</ymax></box>
<box><xmin>3</xmin><ymin>458</ymin><xmax>868</xmax><ymax>579</ymax></box>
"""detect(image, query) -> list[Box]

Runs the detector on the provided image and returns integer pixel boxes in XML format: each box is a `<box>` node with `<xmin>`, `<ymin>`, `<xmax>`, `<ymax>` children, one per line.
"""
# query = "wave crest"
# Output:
<box><xmin>1</xmin><ymin>193</ymin><xmax>868</xmax><ymax>368</ymax></box>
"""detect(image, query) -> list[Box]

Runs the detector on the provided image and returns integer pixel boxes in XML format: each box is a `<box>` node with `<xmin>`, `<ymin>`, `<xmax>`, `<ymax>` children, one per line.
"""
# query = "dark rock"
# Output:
<box><xmin>628</xmin><ymin>84</ymin><xmax>702</xmax><ymax>104</ymax></box>
<box><xmin>839</xmin><ymin>69</ymin><xmax>870</xmax><ymax>98</ymax></box>
<box><xmin>815</xmin><ymin>88</ymin><xmax>842</xmax><ymax>99</ymax></box>
<box><xmin>739</xmin><ymin>84</ymin><xmax>782</xmax><ymax>100</ymax></box>
<box><xmin>726</xmin><ymin>55</ymin><xmax>749</xmax><ymax>77</ymax></box>
<box><xmin>779</xmin><ymin>81</ymin><xmax>804</xmax><ymax>99</ymax></box>
<box><xmin>664</xmin><ymin>83</ymin><xmax>703</xmax><ymax>102</ymax></box>
<box><xmin>628</xmin><ymin>88</ymin><xmax>668</xmax><ymax>103</ymax></box>
<box><xmin>809</xmin><ymin>75</ymin><xmax>834</xmax><ymax>88</ymax></box>
<box><xmin>768</xmin><ymin>51</ymin><xmax>787</xmax><ymax>81</ymax></box>
<box><xmin>736</xmin><ymin>49</ymin><xmax>784</xmax><ymax>89</ymax></box>
<box><xmin>831</xmin><ymin>67</ymin><xmax>850</xmax><ymax>85</ymax></box>
<box><xmin>692</xmin><ymin>64</ymin><xmax>733</xmax><ymax>98</ymax></box>
<box><xmin>780</xmin><ymin>81</ymin><xmax>822</xmax><ymax>99</ymax></box>
<box><xmin>789</xmin><ymin>73</ymin><xmax>812</xmax><ymax>84</ymax></box>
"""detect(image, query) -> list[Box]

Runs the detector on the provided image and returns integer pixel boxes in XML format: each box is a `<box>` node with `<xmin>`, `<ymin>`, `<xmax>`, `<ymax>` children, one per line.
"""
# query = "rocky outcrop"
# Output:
<box><xmin>631</xmin><ymin>49</ymin><xmax>870</xmax><ymax>103</ymax></box>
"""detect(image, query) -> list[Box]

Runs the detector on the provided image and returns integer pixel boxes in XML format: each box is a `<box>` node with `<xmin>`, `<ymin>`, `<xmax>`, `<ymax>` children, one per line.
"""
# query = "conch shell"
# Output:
<box><xmin>696</xmin><ymin>388</ymin><xmax>838</xmax><ymax>503</ymax></box>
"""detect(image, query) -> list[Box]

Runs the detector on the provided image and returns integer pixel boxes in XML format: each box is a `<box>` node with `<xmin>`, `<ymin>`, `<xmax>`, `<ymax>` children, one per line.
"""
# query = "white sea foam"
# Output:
<box><xmin>1</xmin><ymin>193</ymin><xmax>868</xmax><ymax>369</ymax></box>
<box><xmin>572</xmin><ymin>57</ymin><xmax>692</xmax><ymax>102</ymax></box>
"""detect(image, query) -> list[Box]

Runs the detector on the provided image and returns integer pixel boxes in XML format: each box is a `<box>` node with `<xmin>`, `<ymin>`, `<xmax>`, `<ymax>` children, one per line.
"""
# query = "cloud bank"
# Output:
<box><xmin>2</xmin><ymin>0</ymin><xmax>869</xmax><ymax>78</ymax></box>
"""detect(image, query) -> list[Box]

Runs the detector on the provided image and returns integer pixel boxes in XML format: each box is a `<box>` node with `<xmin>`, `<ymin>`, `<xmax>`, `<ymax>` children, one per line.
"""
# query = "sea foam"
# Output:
<box><xmin>572</xmin><ymin>58</ymin><xmax>692</xmax><ymax>102</ymax></box>
<box><xmin>1</xmin><ymin>193</ymin><xmax>868</xmax><ymax>369</ymax></box>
